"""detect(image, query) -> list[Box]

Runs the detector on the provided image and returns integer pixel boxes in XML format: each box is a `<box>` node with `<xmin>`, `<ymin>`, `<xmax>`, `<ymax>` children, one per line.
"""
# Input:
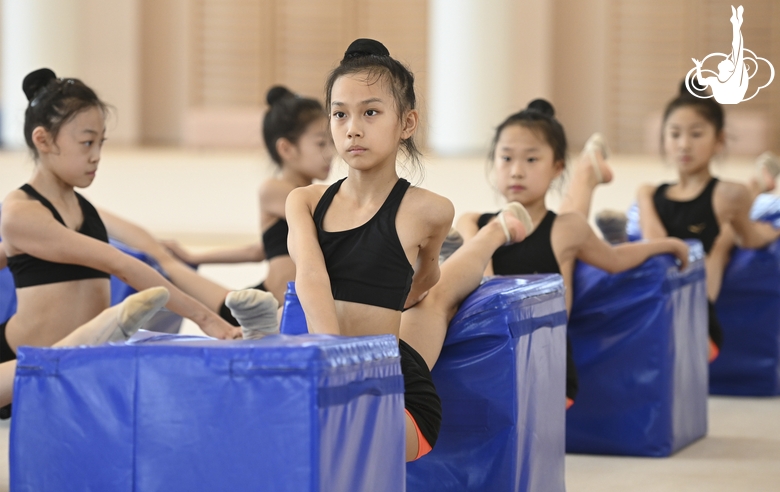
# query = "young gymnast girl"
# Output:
<box><xmin>0</xmin><ymin>69</ymin><xmax>279</xmax><ymax>368</ymax></box>
<box><xmin>160</xmin><ymin>86</ymin><xmax>334</xmax><ymax>305</ymax></box>
<box><xmin>286</xmin><ymin>38</ymin><xmax>537</xmax><ymax>462</ymax></box>
<box><xmin>637</xmin><ymin>82</ymin><xmax>780</xmax><ymax>361</ymax></box>
<box><xmin>455</xmin><ymin>100</ymin><xmax>690</xmax><ymax>408</ymax></box>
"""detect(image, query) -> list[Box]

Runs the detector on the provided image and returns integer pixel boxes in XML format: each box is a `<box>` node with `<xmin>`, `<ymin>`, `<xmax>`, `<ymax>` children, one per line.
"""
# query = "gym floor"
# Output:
<box><xmin>0</xmin><ymin>148</ymin><xmax>778</xmax><ymax>490</ymax></box>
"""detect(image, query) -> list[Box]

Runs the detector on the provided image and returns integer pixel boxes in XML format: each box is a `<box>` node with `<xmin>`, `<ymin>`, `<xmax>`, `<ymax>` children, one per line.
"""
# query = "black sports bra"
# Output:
<box><xmin>478</xmin><ymin>210</ymin><xmax>560</xmax><ymax>274</ymax></box>
<box><xmin>262</xmin><ymin>219</ymin><xmax>289</xmax><ymax>260</ymax></box>
<box><xmin>7</xmin><ymin>184</ymin><xmax>110</xmax><ymax>288</ymax></box>
<box><xmin>653</xmin><ymin>178</ymin><xmax>720</xmax><ymax>254</ymax></box>
<box><xmin>314</xmin><ymin>178</ymin><xmax>414</xmax><ymax>311</ymax></box>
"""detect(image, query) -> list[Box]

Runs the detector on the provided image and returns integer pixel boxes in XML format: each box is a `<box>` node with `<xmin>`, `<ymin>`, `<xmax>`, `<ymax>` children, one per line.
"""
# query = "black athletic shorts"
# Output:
<box><xmin>399</xmin><ymin>339</ymin><xmax>442</xmax><ymax>449</ymax></box>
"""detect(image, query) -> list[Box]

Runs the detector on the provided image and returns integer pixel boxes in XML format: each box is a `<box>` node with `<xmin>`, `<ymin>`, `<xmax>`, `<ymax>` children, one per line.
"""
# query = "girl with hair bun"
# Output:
<box><xmin>637</xmin><ymin>81</ymin><xmax>780</xmax><ymax>362</ymax></box>
<box><xmin>456</xmin><ymin>100</ymin><xmax>690</xmax><ymax>409</ymax></box>
<box><xmin>0</xmin><ymin>68</ymin><xmax>282</xmax><ymax>375</ymax></box>
<box><xmin>286</xmin><ymin>38</ymin><xmax>541</xmax><ymax>461</ymax></box>
<box><xmin>161</xmin><ymin>85</ymin><xmax>333</xmax><ymax>305</ymax></box>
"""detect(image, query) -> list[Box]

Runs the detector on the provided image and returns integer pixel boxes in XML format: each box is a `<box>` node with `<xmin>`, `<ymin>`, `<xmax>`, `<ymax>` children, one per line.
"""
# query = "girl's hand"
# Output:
<box><xmin>692</xmin><ymin>58</ymin><xmax>702</xmax><ymax>68</ymax></box>
<box><xmin>404</xmin><ymin>290</ymin><xmax>429</xmax><ymax>310</ymax></box>
<box><xmin>161</xmin><ymin>240</ymin><xmax>200</xmax><ymax>265</ymax></box>
<box><xmin>666</xmin><ymin>238</ymin><xmax>690</xmax><ymax>270</ymax></box>
<box><xmin>200</xmin><ymin>316</ymin><xmax>242</xmax><ymax>340</ymax></box>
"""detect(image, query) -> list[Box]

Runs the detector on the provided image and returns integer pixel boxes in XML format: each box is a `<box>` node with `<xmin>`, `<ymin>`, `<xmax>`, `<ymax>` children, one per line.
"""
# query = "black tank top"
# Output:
<box><xmin>7</xmin><ymin>184</ymin><xmax>110</xmax><ymax>288</ymax></box>
<box><xmin>262</xmin><ymin>219</ymin><xmax>289</xmax><ymax>260</ymax></box>
<box><xmin>314</xmin><ymin>178</ymin><xmax>414</xmax><ymax>311</ymax></box>
<box><xmin>652</xmin><ymin>178</ymin><xmax>720</xmax><ymax>254</ymax></box>
<box><xmin>478</xmin><ymin>210</ymin><xmax>560</xmax><ymax>274</ymax></box>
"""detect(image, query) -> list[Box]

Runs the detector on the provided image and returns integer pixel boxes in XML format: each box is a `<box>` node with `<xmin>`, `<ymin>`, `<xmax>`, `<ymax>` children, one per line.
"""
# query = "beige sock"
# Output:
<box><xmin>225</xmin><ymin>289</ymin><xmax>280</xmax><ymax>340</ymax></box>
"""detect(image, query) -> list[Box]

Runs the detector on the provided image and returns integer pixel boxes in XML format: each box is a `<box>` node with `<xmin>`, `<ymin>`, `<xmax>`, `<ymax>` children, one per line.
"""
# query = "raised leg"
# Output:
<box><xmin>400</xmin><ymin>213</ymin><xmax>526</xmax><ymax>370</ymax></box>
<box><xmin>559</xmin><ymin>134</ymin><xmax>613</xmax><ymax>217</ymax></box>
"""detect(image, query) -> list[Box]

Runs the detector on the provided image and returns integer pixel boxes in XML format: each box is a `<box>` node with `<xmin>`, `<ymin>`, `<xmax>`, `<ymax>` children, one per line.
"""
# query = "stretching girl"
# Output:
<box><xmin>286</xmin><ymin>39</ymin><xmax>525</xmax><ymax>462</ymax></box>
<box><xmin>160</xmin><ymin>86</ymin><xmax>334</xmax><ymax>305</ymax></box>
<box><xmin>637</xmin><ymin>82</ymin><xmax>780</xmax><ymax>361</ymax></box>
<box><xmin>0</xmin><ymin>68</ymin><xmax>265</xmax><ymax>373</ymax></box>
<box><xmin>454</xmin><ymin>100</ymin><xmax>689</xmax><ymax>408</ymax></box>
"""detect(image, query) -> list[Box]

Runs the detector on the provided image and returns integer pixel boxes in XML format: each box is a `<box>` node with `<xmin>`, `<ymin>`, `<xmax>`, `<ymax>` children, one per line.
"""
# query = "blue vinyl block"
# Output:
<box><xmin>566</xmin><ymin>241</ymin><xmax>708</xmax><ymax>456</ymax></box>
<box><xmin>406</xmin><ymin>275</ymin><xmax>568</xmax><ymax>492</ymax></box>
<box><xmin>11</xmin><ymin>333</ymin><xmax>405</xmax><ymax>492</ymax></box>
<box><xmin>627</xmin><ymin>196</ymin><xmax>780</xmax><ymax>396</ymax></box>
<box><xmin>710</xmin><ymin>240</ymin><xmax>780</xmax><ymax>395</ymax></box>
<box><xmin>280</xmin><ymin>282</ymin><xmax>308</xmax><ymax>335</ymax></box>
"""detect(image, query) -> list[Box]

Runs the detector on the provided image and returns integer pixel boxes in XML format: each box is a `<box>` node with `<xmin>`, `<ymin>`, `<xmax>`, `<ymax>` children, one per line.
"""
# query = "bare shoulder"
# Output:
<box><xmin>2</xmin><ymin>189</ymin><xmax>45</xmax><ymax>226</ymax></box>
<box><xmin>259</xmin><ymin>177</ymin><xmax>297</xmax><ymax>201</ymax></box>
<box><xmin>286</xmin><ymin>183</ymin><xmax>330</xmax><ymax>211</ymax></box>
<box><xmin>405</xmin><ymin>186</ymin><xmax>454</xmax><ymax>229</ymax></box>
<box><xmin>714</xmin><ymin>179</ymin><xmax>749</xmax><ymax>202</ymax></box>
<box><xmin>637</xmin><ymin>183</ymin><xmax>657</xmax><ymax>198</ymax></box>
<box><xmin>713</xmin><ymin>179</ymin><xmax>752</xmax><ymax>214</ymax></box>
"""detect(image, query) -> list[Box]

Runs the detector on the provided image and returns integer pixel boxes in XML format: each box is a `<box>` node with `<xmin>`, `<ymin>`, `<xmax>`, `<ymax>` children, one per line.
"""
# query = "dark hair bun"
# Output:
<box><xmin>343</xmin><ymin>38</ymin><xmax>390</xmax><ymax>61</ymax></box>
<box><xmin>23</xmin><ymin>68</ymin><xmax>57</xmax><ymax>101</ymax></box>
<box><xmin>266</xmin><ymin>85</ymin><xmax>294</xmax><ymax>106</ymax></box>
<box><xmin>526</xmin><ymin>99</ymin><xmax>555</xmax><ymax>117</ymax></box>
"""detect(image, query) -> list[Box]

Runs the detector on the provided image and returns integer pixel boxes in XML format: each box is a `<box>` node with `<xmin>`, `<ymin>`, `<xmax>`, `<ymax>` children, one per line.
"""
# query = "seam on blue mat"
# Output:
<box><xmin>311</xmin><ymin>367</ymin><xmax>318</xmax><ymax>492</ymax></box>
<box><xmin>132</xmin><ymin>347</ymin><xmax>138</xmax><ymax>492</ymax></box>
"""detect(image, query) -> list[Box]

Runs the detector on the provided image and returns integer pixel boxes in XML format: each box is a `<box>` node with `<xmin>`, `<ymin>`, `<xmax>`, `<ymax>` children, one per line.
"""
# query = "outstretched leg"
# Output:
<box><xmin>0</xmin><ymin>287</ymin><xmax>170</xmax><ymax>408</ymax></box>
<box><xmin>400</xmin><ymin>210</ymin><xmax>527</xmax><ymax>371</ymax></box>
<box><xmin>559</xmin><ymin>134</ymin><xmax>613</xmax><ymax>217</ymax></box>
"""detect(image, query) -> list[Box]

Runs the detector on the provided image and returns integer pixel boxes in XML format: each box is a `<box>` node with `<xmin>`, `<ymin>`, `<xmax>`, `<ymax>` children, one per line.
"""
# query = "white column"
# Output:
<box><xmin>2</xmin><ymin>0</ymin><xmax>80</xmax><ymax>148</ymax></box>
<box><xmin>428</xmin><ymin>0</ymin><xmax>513</xmax><ymax>156</ymax></box>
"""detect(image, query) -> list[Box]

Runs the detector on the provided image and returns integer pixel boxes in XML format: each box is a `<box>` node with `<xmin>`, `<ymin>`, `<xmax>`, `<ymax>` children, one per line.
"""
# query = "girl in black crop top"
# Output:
<box><xmin>159</xmin><ymin>86</ymin><xmax>334</xmax><ymax>306</ymax></box>
<box><xmin>637</xmin><ymin>82</ymin><xmax>780</xmax><ymax>360</ymax></box>
<box><xmin>0</xmin><ymin>68</ymin><xmax>241</xmax><ymax>359</ymax></box>
<box><xmin>457</xmin><ymin>101</ymin><xmax>689</xmax><ymax>408</ymax></box>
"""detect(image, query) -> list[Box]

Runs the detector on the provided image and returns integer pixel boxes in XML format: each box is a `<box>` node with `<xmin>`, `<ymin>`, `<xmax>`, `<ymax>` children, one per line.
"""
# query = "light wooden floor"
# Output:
<box><xmin>1</xmin><ymin>147</ymin><xmax>778</xmax><ymax>491</ymax></box>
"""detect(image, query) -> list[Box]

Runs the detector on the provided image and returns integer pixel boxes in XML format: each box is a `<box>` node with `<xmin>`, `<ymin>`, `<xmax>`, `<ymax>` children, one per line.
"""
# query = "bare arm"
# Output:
<box><xmin>161</xmin><ymin>240</ymin><xmax>265</xmax><ymax>265</ymax></box>
<box><xmin>558</xmin><ymin>212</ymin><xmax>689</xmax><ymax>274</ymax></box>
<box><xmin>99</xmin><ymin>207</ymin><xmax>266</xmax><ymax>265</ymax></box>
<box><xmin>404</xmin><ymin>196</ymin><xmax>454</xmax><ymax>308</ymax></box>
<box><xmin>2</xmin><ymin>202</ymin><xmax>240</xmax><ymax>339</ymax></box>
<box><xmin>286</xmin><ymin>187</ymin><xmax>340</xmax><ymax>335</ymax></box>
<box><xmin>0</xmin><ymin>245</ymin><xmax>6</xmax><ymax>270</ymax></box>
<box><xmin>637</xmin><ymin>184</ymin><xmax>668</xmax><ymax>240</ymax></box>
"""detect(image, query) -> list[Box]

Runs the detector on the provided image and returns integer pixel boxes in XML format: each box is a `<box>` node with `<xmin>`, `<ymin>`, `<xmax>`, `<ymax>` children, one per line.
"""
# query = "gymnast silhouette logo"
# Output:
<box><xmin>684</xmin><ymin>5</ymin><xmax>774</xmax><ymax>104</ymax></box>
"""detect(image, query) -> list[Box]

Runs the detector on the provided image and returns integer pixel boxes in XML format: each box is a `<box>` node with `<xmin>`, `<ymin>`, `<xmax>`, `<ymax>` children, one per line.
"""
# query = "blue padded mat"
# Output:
<box><xmin>11</xmin><ymin>333</ymin><xmax>405</xmax><ymax>492</ymax></box>
<box><xmin>405</xmin><ymin>275</ymin><xmax>567</xmax><ymax>492</ymax></box>
<box><xmin>627</xmin><ymin>195</ymin><xmax>780</xmax><ymax>396</ymax></box>
<box><xmin>566</xmin><ymin>241</ymin><xmax>708</xmax><ymax>456</ymax></box>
